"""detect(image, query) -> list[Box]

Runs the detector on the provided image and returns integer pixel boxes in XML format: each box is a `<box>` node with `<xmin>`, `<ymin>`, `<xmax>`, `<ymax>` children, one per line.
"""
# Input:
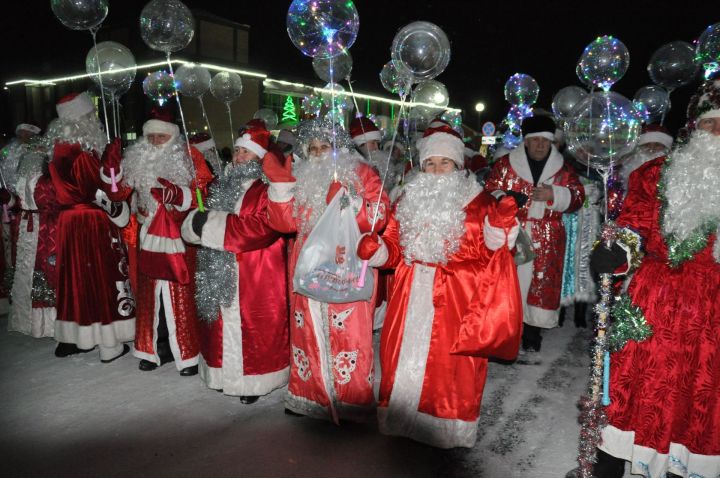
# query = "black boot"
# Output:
<box><xmin>575</xmin><ymin>302</ymin><xmax>588</xmax><ymax>328</ymax></box>
<box><xmin>180</xmin><ymin>365</ymin><xmax>198</xmax><ymax>376</ymax></box>
<box><xmin>593</xmin><ymin>449</ymin><xmax>625</xmax><ymax>478</ymax></box>
<box><xmin>240</xmin><ymin>396</ymin><xmax>259</xmax><ymax>404</ymax></box>
<box><xmin>521</xmin><ymin>325</ymin><xmax>542</xmax><ymax>352</ymax></box>
<box><xmin>101</xmin><ymin>344</ymin><xmax>130</xmax><ymax>364</ymax></box>
<box><xmin>55</xmin><ymin>342</ymin><xmax>94</xmax><ymax>358</ymax></box>
<box><xmin>138</xmin><ymin>359</ymin><xmax>158</xmax><ymax>371</ymax></box>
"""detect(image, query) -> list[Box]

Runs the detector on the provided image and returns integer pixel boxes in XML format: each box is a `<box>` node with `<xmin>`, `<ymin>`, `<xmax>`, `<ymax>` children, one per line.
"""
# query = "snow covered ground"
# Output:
<box><xmin>1</xmin><ymin>314</ymin><xmax>622</xmax><ymax>478</ymax></box>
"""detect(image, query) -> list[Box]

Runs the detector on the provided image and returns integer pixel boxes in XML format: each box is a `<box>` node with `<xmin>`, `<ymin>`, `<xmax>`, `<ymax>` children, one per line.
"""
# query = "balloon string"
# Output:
<box><xmin>90</xmin><ymin>28</ymin><xmax>111</xmax><ymax>143</ymax></box>
<box><xmin>226</xmin><ymin>102</ymin><xmax>235</xmax><ymax>146</ymax></box>
<box><xmin>198</xmin><ymin>97</ymin><xmax>223</xmax><ymax>176</ymax></box>
<box><xmin>111</xmin><ymin>93</ymin><xmax>118</xmax><ymax>138</ymax></box>
<box><xmin>166</xmin><ymin>54</ymin><xmax>204</xmax><ymax>212</ymax></box>
<box><xmin>328</xmin><ymin>54</ymin><xmax>338</xmax><ymax>181</ymax></box>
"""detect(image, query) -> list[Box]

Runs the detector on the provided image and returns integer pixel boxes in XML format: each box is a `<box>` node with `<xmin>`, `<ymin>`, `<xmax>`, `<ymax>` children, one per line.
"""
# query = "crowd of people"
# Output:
<box><xmin>2</xmin><ymin>76</ymin><xmax>719</xmax><ymax>477</ymax></box>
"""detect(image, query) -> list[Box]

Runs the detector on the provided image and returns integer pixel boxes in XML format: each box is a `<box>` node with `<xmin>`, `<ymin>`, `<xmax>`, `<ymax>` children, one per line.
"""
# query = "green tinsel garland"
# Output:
<box><xmin>608</xmin><ymin>295</ymin><xmax>652</xmax><ymax>352</ymax></box>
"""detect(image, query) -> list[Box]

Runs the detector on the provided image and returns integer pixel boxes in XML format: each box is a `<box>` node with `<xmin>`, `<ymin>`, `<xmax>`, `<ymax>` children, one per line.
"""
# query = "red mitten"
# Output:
<box><xmin>357</xmin><ymin>232</ymin><xmax>380</xmax><ymax>260</ymax></box>
<box><xmin>326</xmin><ymin>181</ymin><xmax>343</xmax><ymax>204</ymax></box>
<box><xmin>150</xmin><ymin>178</ymin><xmax>184</xmax><ymax>206</ymax></box>
<box><xmin>101</xmin><ymin>137</ymin><xmax>123</xmax><ymax>175</ymax></box>
<box><xmin>489</xmin><ymin>195</ymin><xmax>518</xmax><ymax>229</ymax></box>
<box><xmin>262</xmin><ymin>150</ymin><xmax>294</xmax><ymax>183</ymax></box>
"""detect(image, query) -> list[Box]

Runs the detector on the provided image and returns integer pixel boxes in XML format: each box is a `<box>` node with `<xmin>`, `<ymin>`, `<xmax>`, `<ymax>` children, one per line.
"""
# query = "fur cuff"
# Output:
<box><xmin>100</xmin><ymin>165</ymin><xmax>123</xmax><ymax>185</ymax></box>
<box><xmin>484</xmin><ymin>217</ymin><xmax>520</xmax><ymax>251</ymax></box>
<box><xmin>548</xmin><ymin>185</ymin><xmax>572</xmax><ymax>212</ymax></box>
<box><xmin>268</xmin><ymin>181</ymin><xmax>295</xmax><ymax>203</ymax></box>
<box><xmin>181</xmin><ymin>209</ymin><xmax>202</xmax><ymax>245</ymax></box>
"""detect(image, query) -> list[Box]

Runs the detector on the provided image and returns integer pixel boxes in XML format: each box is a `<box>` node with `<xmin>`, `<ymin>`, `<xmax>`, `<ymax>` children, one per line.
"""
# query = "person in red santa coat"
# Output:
<box><xmin>46</xmin><ymin>92</ymin><xmax>134</xmax><ymax>362</ymax></box>
<box><xmin>485</xmin><ymin>115</ymin><xmax>585</xmax><ymax>352</ymax></box>
<box><xmin>101</xmin><ymin>109</ymin><xmax>213</xmax><ymax>376</ymax></box>
<box><xmin>262</xmin><ymin>117</ymin><xmax>389</xmax><ymax>422</ymax></box>
<box><xmin>181</xmin><ymin>122</ymin><xmax>289</xmax><ymax>403</ymax></box>
<box><xmin>588</xmin><ymin>78</ymin><xmax>720</xmax><ymax>478</ymax></box>
<box><xmin>356</xmin><ymin>121</ymin><xmax>522</xmax><ymax>448</ymax></box>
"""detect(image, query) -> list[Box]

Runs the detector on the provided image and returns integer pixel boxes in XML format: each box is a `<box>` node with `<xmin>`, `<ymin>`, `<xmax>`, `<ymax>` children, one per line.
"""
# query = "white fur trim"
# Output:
<box><xmin>638</xmin><ymin>131</ymin><xmax>673</xmax><ymax>149</ymax></box>
<box><xmin>525</xmin><ymin>304</ymin><xmax>560</xmax><ymax>329</ymax></box>
<box><xmin>100</xmin><ymin>165</ymin><xmax>123</xmax><ymax>184</ymax></box>
<box><xmin>142</xmin><ymin>119</ymin><xmax>179</xmax><ymax>138</ymax></box>
<box><xmin>418</xmin><ymin>132</ymin><xmax>465</xmax><ymax>168</ymax></box>
<box><xmin>549</xmin><ymin>185</ymin><xmax>572</xmax><ymax>212</ymax></box>
<box><xmin>524</xmin><ymin>132</ymin><xmax>555</xmax><ymax>141</ymax></box>
<box><xmin>109</xmin><ymin>201</ymin><xmax>130</xmax><ymax>228</ymax></box>
<box><xmin>464</xmin><ymin>147</ymin><xmax>476</xmax><ymax>157</ymax></box>
<box><xmin>15</xmin><ymin>123</ymin><xmax>40</xmax><ymax>135</ymax></box>
<box><xmin>56</xmin><ymin>92</ymin><xmax>95</xmax><ymax>120</ymax></box>
<box><xmin>352</xmin><ymin>130</ymin><xmax>382</xmax><ymax>147</ymax></box>
<box><xmin>176</xmin><ymin>185</ymin><xmax>192</xmax><ymax>212</ymax></box>
<box><xmin>490</xmin><ymin>190</ymin><xmax>506</xmax><ymax>200</ymax></box>
<box><xmin>356</xmin><ymin>234</ymin><xmax>389</xmax><ymax>268</ymax></box>
<box><xmin>697</xmin><ymin>108</ymin><xmax>720</xmax><ymax>121</ymax></box>
<box><xmin>509</xmin><ymin>145</ymin><xmax>564</xmax><ymax>185</ymax></box>
<box><xmin>180</xmin><ymin>209</ymin><xmax>201</xmax><ymax>245</ymax></box>
<box><xmin>600</xmin><ymin>424</ymin><xmax>720</xmax><ymax>478</ymax></box>
<box><xmin>201</xmin><ymin>358</ymin><xmax>289</xmax><ymax>396</ymax></box>
<box><xmin>140</xmin><ymin>233</ymin><xmax>186</xmax><ymax>254</ymax></box>
<box><xmin>200</xmin><ymin>211</ymin><xmax>229</xmax><ymax>250</ymax></box>
<box><xmin>192</xmin><ymin>138</ymin><xmax>216</xmax><ymax>152</ymax></box>
<box><xmin>268</xmin><ymin>181</ymin><xmax>295</xmax><ymax>203</ymax></box>
<box><xmin>235</xmin><ymin>133</ymin><xmax>267</xmax><ymax>159</ymax></box>
<box><xmin>483</xmin><ymin>217</ymin><xmax>520</xmax><ymax>251</ymax></box>
<box><xmin>54</xmin><ymin>318</ymin><xmax>135</xmax><ymax>350</ymax></box>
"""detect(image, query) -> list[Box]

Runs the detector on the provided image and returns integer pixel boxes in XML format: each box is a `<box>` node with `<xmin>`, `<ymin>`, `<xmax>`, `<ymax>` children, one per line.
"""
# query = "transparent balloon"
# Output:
<box><xmin>409</xmin><ymin>106</ymin><xmax>433</xmax><ymax>130</ymax></box>
<box><xmin>647</xmin><ymin>41</ymin><xmax>698</xmax><ymax>91</ymax></box>
<box><xmin>441</xmin><ymin>110</ymin><xmax>463</xmax><ymax>136</ymax></box>
<box><xmin>302</xmin><ymin>94</ymin><xmax>323</xmax><ymax>117</ymax></box>
<box><xmin>633</xmin><ymin>85</ymin><xmax>670</xmax><ymax>124</ymax></box>
<box><xmin>253</xmin><ymin>108</ymin><xmax>279</xmax><ymax>130</ymax></box>
<box><xmin>577</xmin><ymin>36</ymin><xmax>630</xmax><ymax>91</ymax></box>
<box><xmin>695</xmin><ymin>23</ymin><xmax>720</xmax><ymax>77</ymax></box>
<box><xmin>632</xmin><ymin>100</ymin><xmax>650</xmax><ymax>124</ymax></box>
<box><xmin>174</xmin><ymin>63</ymin><xmax>211</xmax><ymax>98</ymax></box>
<box><xmin>412</xmin><ymin>80</ymin><xmax>449</xmax><ymax>117</ymax></box>
<box><xmin>379</xmin><ymin>61</ymin><xmax>412</xmax><ymax>97</ymax></box>
<box><xmin>286</xmin><ymin>0</ymin><xmax>359</xmax><ymax>58</ymax></box>
<box><xmin>565</xmin><ymin>91</ymin><xmax>642</xmax><ymax>170</ymax></box>
<box><xmin>51</xmin><ymin>0</ymin><xmax>108</xmax><ymax>31</ymax></box>
<box><xmin>312</xmin><ymin>47</ymin><xmax>353</xmax><ymax>83</ymax></box>
<box><xmin>114</xmin><ymin>73</ymin><xmax>135</xmax><ymax>98</ymax></box>
<box><xmin>140</xmin><ymin>0</ymin><xmax>195</xmax><ymax>54</ymax></box>
<box><xmin>86</xmin><ymin>41</ymin><xmax>137</xmax><ymax>93</ymax></box>
<box><xmin>576</xmin><ymin>62</ymin><xmax>593</xmax><ymax>89</ymax></box>
<box><xmin>143</xmin><ymin>70</ymin><xmax>176</xmax><ymax>106</ymax></box>
<box><xmin>391</xmin><ymin>21</ymin><xmax>451</xmax><ymax>82</ymax></box>
<box><xmin>320</xmin><ymin>82</ymin><xmax>349</xmax><ymax>113</ymax></box>
<box><xmin>552</xmin><ymin>86</ymin><xmax>588</xmax><ymax>121</ymax></box>
<box><xmin>210</xmin><ymin>71</ymin><xmax>243</xmax><ymax>104</ymax></box>
<box><xmin>504</xmin><ymin>73</ymin><xmax>539</xmax><ymax>106</ymax></box>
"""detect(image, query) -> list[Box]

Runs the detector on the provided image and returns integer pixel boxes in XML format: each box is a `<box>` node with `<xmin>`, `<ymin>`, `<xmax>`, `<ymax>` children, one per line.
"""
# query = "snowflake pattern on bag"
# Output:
<box><xmin>330</xmin><ymin>307</ymin><xmax>353</xmax><ymax>330</ymax></box>
<box><xmin>292</xmin><ymin>345</ymin><xmax>311</xmax><ymax>382</ymax></box>
<box><xmin>294</xmin><ymin>310</ymin><xmax>304</xmax><ymax>328</ymax></box>
<box><xmin>333</xmin><ymin>350</ymin><xmax>358</xmax><ymax>385</ymax></box>
<box><xmin>366</xmin><ymin>200</ymin><xmax>386</xmax><ymax>227</ymax></box>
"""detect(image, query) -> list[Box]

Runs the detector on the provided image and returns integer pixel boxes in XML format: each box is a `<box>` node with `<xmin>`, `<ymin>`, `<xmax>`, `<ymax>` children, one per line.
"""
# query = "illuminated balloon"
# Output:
<box><xmin>577</xmin><ymin>35</ymin><xmax>630</xmax><ymax>91</ymax></box>
<box><xmin>565</xmin><ymin>91</ymin><xmax>642</xmax><ymax>170</ymax></box>
<box><xmin>504</xmin><ymin>73</ymin><xmax>539</xmax><ymax>106</ymax></box>
<box><xmin>552</xmin><ymin>86</ymin><xmax>588</xmax><ymax>120</ymax></box>
<box><xmin>412</xmin><ymin>80</ymin><xmax>449</xmax><ymax>117</ymax></box>
<box><xmin>86</xmin><ymin>41</ymin><xmax>137</xmax><ymax>93</ymax></box>
<box><xmin>51</xmin><ymin>0</ymin><xmax>108</xmax><ymax>31</ymax></box>
<box><xmin>647</xmin><ymin>41</ymin><xmax>698</xmax><ymax>91</ymax></box>
<box><xmin>320</xmin><ymin>82</ymin><xmax>349</xmax><ymax>113</ymax></box>
<box><xmin>391</xmin><ymin>21</ymin><xmax>450</xmax><ymax>82</ymax></box>
<box><xmin>286</xmin><ymin>0</ymin><xmax>359</xmax><ymax>58</ymax></box>
<box><xmin>174</xmin><ymin>63</ymin><xmax>211</xmax><ymax>98</ymax></box>
<box><xmin>312</xmin><ymin>47</ymin><xmax>353</xmax><ymax>83</ymax></box>
<box><xmin>379</xmin><ymin>61</ymin><xmax>411</xmax><ymax>97</ymax></box>
<box><xmin>210</xmin><ymin>71</ymin><xmax>243</xmax><ymax>104</ymax></box>
<box><xmin>633</xmin><ymin>85</ymin><xmax>670</xmax><ymax>124</ymax></box>
<box><xmin>695</xmin><ymin>23</ymin><xmax>720</xmax><ymax>77</ymax></box>
<box><xmin>253</xmin><ymin>108</ymin><xmax>279</xmax><ymax>130</ymax></box>
<box><xmin>441</xmin><ymin>110</ymin><xmax>463</xmax><ymax>136</ymax></box>
<box><xmin>140</xmin><ymin>0</ymin><xmax>195</xmax><ymax>54</ymax></box>
<box><xmin>143</xmin><ymin>70</ymin><xmax>176</xmax><ymax>106</ymax></box>
<box><xmin>576</xmin><ymin>62</ymin><xmax>593</xmax><ymax>89</ymax></box>
<box><xmin>302</xmin><ymin>94</ymin><xmax>323</xmax><ymax>117</ymax></box>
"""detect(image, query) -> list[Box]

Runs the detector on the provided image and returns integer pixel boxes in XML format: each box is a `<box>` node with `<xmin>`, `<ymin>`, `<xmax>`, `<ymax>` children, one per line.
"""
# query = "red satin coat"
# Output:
<box><xmin>267</xmin><ymin>162</ymin><xmax>389</xmax><ymax>422</ymax></box>
<box><xmin>603</xmin><ymin>157</ymin><xmax>720</xmax><ymax>460</ymax></box>
<box><xmin>198</xmin><ymin>179</ymin><xmax>289</xmax><ymax>391</ymax></box>
<box><xmin>49</xmin><ymin>144</ymin><xmax>135</xmax><ymax>347</ymax></box>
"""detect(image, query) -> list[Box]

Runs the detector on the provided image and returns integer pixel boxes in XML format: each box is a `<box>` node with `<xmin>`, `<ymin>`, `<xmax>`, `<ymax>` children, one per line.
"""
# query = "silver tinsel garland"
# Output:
<box><xmin>31</xmin><ymin>270</ymin><xmax>56</xmax><ymax>305</ymax></box>
<box><xmin>195</xmin><ymin>160</ymin><xmax>263</xmax><ymax>322</ymax></box>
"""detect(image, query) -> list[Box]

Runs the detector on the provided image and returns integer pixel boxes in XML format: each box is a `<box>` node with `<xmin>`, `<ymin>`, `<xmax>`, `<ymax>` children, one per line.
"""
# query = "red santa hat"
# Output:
<box><xmin>637</xmin><ymin>124</ymin><xmax>673</xmax><ymax>150</ymax></box>
<box><xmin>189</xmin><ymin>132</ymin><xmax>216</xmax><ymax>152</ymax></box>
<box><xmin>143</xmin><ymin>106</ymin><xmax>180</xmax><ymax>138</ymax></box>
<box><xmin>417</xmin><ymin>119</ymin><xmax>465</xmax><ymax>168</ymax></box>
<box><xmin>349</xmin><ymin>116</ymin><xmax>382</xmax><ymax>147</ymax></box>
<box><xmin>235</xmin><ymin>121</ymin><xmax>270</xmax><ymax>158</ymax></box>
<box><xmin>56</xmin><ymin>92</ymin><xmax>95</xmax><ymax>120</ymax></box>
<box><xmin>15</xmin><ymin>123</ymin><xmax>41</xmax><ymax>135</ymax></box>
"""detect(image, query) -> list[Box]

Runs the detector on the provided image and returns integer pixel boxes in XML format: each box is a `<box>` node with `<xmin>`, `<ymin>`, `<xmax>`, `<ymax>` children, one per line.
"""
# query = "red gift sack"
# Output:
<box><xmin>138</xmin><ymin>204</ymin><xmax>189</xmax><ymax>284</ymax></box>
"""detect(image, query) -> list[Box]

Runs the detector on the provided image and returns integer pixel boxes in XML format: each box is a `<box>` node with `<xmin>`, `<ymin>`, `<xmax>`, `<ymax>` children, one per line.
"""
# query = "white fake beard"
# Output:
<box><xmin>366</xmin><ymin>150</ymin><xmax>403</xmax><ymax>190</ymax></box>
<box><xmin>122</xmin><ymin>136</ymin><xmax>193</xmax><ymax>211</ymax></box>
<box><xmin>662</xmin><ymin>130</ymin><xmax>720</xmax><ymax>262</ymax></box>
<box><xmin>292</xmin><ymin>150</ymin><xmax>361</xmax><ymax>233</ymax></box>
<box><xmin>619</xmin><ymin>149</ymin><xmax>665</xmax><ymax>188</ymax></box>
<box><xmin>396</xmin><ymin>170</ymin><xmax>482</xmax><ymax>265</ymax></box>
<box><xmin>44</xmin><ymin>115</ymin><xmax>107</xmax><ymax>156</ymax></box>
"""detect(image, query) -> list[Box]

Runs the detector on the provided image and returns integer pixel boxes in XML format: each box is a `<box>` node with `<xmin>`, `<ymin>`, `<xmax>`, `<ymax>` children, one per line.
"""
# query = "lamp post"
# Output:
<box><xmin>475</xmin><ymin>102</ymin><xmax>486</xmax><ymax>135</ymax></box>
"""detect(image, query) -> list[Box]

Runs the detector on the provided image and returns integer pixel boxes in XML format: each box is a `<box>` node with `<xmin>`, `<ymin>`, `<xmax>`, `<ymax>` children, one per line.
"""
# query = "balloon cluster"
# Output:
<box><xmin>633</xmin><ymin>85</ymin><xmax>669</xmax><ymax>124</ymax></box>
<box><xmin>412</xmin><ymin>80</ymin><xmax>449</xmax><ymax>121</ymax></box>
<box><xmin>210</xmin><ymin>71</ymin><xmax>243</xmax><ymax>104</ymax></box>
<box><xmin>142</xmin><ymin>70</ymin><xmax>176</xmax><ymax>106</ymax></box>
<box><xmin>391</xmin><ymin>21</ymin><xmax>450</xmax><ymax>83</ymax></box>
<box><xmin>379</xmin><ymin>61</ymin><xmax>412</xmax><ymax>98</ymax></box>
<box><xmin>312</xmin><ymin>47</ymin><xmax>353</xmax><ymax>83</ymax></box>
<box><xmin>500</xmin><ymin>74</ymin><xmax>539</xmax><ymax>149</ymax></box>
<box><xmin>139</xmin><ymin>0</ymin><xmax>195</xmax><ymax>54</ymax></box>
<box><xmin>51</xmin><ymin>0</ymin><xmax>108</xmax><ymax>31</ymax></box>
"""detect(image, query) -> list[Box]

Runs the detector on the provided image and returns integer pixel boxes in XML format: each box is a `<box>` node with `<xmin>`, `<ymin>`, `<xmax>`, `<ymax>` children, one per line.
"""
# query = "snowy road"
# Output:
<box><xmin>1</xmin><ymin>315</ymin><xmax>600</xmax><ymax>478</ymax></box>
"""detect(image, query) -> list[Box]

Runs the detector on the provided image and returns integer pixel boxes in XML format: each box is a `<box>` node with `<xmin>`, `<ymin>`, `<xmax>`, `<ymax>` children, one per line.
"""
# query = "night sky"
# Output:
<box><xmin>4</xmin><ymin>0</ymin><xmax>720</xmax><ymax>133</ymax></box>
